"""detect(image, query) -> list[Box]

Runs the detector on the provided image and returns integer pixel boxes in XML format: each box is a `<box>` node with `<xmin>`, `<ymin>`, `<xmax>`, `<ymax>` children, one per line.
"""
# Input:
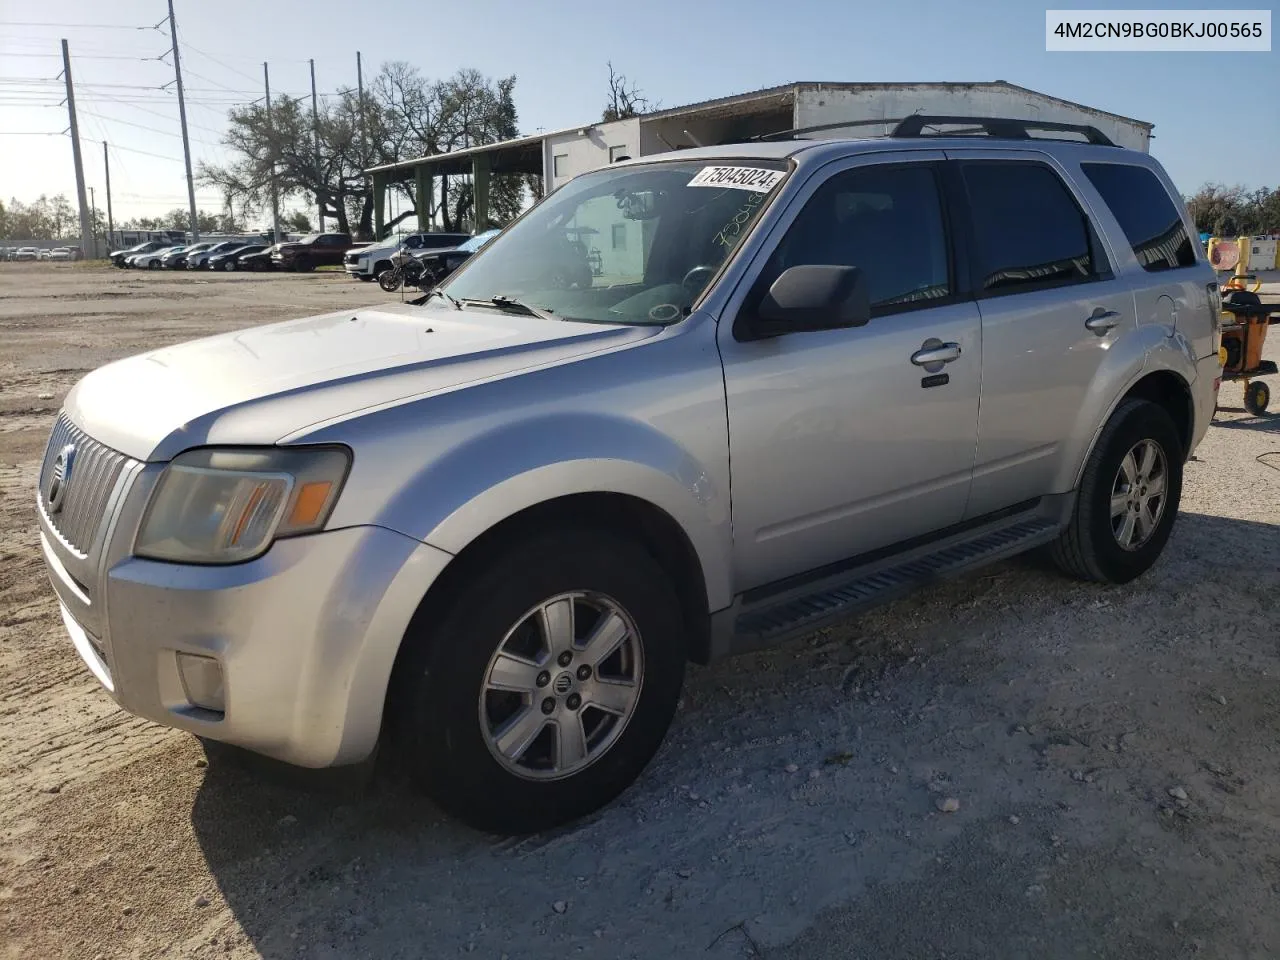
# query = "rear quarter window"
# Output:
<box><xmin>1080</xmin><ymin>162</ymin><xmax>1197</xmax><ymax>272</ymax></box>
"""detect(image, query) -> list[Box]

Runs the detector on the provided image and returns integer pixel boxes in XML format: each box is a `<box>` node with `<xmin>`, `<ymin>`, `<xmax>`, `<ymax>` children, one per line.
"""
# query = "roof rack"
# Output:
<box><xmin>754</xmin><ymin>114</ymin><xmax>1117</xmax><ymax>147</ymax></box>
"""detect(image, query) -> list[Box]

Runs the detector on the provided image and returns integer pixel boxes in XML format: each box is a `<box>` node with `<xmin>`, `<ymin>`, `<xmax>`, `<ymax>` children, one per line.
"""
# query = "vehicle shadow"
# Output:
<box><xmin>189</xmin><ymin>509</ymin><xmax>1280</xmax><ymax>960</ymax></box>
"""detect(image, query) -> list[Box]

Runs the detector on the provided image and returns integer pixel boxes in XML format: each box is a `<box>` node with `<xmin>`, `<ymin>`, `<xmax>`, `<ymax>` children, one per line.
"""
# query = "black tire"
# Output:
<box><xmin>293</xmin><ymin>258</ymin><xmax>314</xmax><ymax>272</ymax></box>
<box><xmin>147</xmin><ymin>260</ymin><xmax>160</xmax><ymax>270</ymax></box>
<box><xmin>393</xmin><ymin>529</ymin><xmax>686</xmax><ymax>835</ymax></box>
<box><xmin>222</xmin><ymin>260</ymin><xmax>236</xmax><ymax>272</ymax></box>
<box><xmin>377</xmin><ymin>268</ymin><xmax>402</xmax><ymax>293</ymax></box>
<box><xmin>1244</xmin><ymin>380</ymin><xmax>1270</xmax><ymax>416</ymax></box>
<box><xmin>1050</xmin><ymin>398</ymin><xmax>1184</xmax><ymax>584</ymax></box>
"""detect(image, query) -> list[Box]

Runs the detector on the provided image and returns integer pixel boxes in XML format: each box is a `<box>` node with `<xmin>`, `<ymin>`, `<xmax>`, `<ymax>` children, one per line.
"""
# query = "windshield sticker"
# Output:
<box><xmin>688</xmin><ymin>166</ymin><xmax>785</xmax><ymax>193</ymax></box>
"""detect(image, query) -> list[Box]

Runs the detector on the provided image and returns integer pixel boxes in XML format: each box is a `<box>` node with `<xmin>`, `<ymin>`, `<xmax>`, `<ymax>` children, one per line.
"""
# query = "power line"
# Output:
<box><xmin>4</xmin><ymin>52</ymin><xmax>158</xmax><ymax>60</ymax></box>
<box><xmin>0</xmin><ymin>20</ymin><xmax>157</xmax><ymax>29</ymax></box>
<box><xmin>176</xmin><ymin>34</ymin><xmax>264</xmax><ymax>87</ymax></box>
<box><xmin>78</xmin><ymin>107</ymin><xmax>225</xmax><ymax>148</ymax></box>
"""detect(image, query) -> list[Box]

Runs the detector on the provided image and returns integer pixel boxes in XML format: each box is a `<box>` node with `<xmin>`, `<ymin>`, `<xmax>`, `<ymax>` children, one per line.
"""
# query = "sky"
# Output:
<box><xmin>2</xmin><ymin>0</ymin><xmax>1277</xmax><ymax>228</ymax></box>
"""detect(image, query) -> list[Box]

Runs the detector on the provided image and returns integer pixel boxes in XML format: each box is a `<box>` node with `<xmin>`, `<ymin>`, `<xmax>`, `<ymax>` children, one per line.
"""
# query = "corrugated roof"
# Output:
<box><xmin>365</xmin><ymin>80</ymin><xmax>1152</xmax><ymax>176</ymax></box>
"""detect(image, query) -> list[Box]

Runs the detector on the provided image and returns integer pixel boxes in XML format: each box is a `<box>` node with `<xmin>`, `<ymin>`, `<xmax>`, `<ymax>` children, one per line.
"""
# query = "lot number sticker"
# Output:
<box><xmin>688</xmin><ymin>166</ymin><xmax>785</xmax><ymax>193</ymax></box>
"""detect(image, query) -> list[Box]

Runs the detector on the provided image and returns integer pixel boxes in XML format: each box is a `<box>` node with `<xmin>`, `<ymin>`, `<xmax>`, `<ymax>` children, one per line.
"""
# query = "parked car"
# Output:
<box><xmin>271</xmin><ymin>232</ymin><xmax>358</xmax><ymax>271</ymax></box>
<box><xmin>13</xmin><ymin>247</ymin><xmax>40</xmax><ymax>262</ymax></box>
<box><xmin>205</xmin><ymin>244</ymin><xmax>269</xmax><ymax>271</ymax></box>
<box><xmin>131</xmin><ymin>246</ymin><xmax>182</xmax><ymax>269</ymax></box>
<box><xmin>35</xmin><ymin>118</ymin><xmax>1220</xmax><ymax>836</ymax></box>
<box><xmin>345</xmin><ymin>231</ymin><xmax>471</xmax><ymax>281</ymax></box>
<box><xmin>37</xmin><ymin>248</ymin><xmax>51</xmax><ymax>261</ymax></box>
<box><xmin>237</xmin><ymin>244</ymin><xmax>279</xmax><ymax>271</ymax></box>
<box><xmin>409</xmin><ymin>229</ymin><xmax>501</xmax><ymax>286</ymax></box>
<box><xmin>48</xmin><ymin>248</ymin><xmax>76</xmax><ymax>261</ymax></box>
<box><xmin>160</xmin><ymin>244</ymin><xmax>204</xmax><ymax>269</ymax></box>
<box><xmin>186</xmin><ymin>241</ymin><xmax>245</xmax><ymax>270</ymax></box>
<box><xmin>110</xmin><ymin>240</ymin><xmax>168</xmax><ymax>268</ymax></box>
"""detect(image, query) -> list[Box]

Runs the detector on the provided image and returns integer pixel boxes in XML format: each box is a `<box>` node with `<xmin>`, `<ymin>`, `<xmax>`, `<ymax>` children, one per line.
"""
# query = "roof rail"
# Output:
<box><xmin>891</xmin><ymin>115</ymin><xmax>1116</xmax><ymax>146</ymax></box>
<box><xmin>752</xmin><ymin>114</ymin><xmax>1117</xmax><ymax>147</ymax></box>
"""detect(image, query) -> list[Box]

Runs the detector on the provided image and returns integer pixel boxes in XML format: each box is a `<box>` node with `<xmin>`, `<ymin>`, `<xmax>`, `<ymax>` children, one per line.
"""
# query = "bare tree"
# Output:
<box><xmin>602</xmin><ymin>62</ymin><xmax>651</xmax><ymax>122</ymax></box>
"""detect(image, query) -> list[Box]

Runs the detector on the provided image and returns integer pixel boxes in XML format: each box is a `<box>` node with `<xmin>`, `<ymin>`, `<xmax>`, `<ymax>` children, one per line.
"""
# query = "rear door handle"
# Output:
<box><xmin>1085</xmin><ymin>308</ymin><xmax>1121</xmax><ymax>332</ymax></box>
<box><xmin>911</xmin><ymin>342</ymin><xmax>962</xmax><ymax>366</ymax></box>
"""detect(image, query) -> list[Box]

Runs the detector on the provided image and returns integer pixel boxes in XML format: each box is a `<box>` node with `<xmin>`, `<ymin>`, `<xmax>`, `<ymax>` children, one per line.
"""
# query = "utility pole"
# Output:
<box><xmin>310</xmin><ymin>59</ymin><xmax>323</xmax><ymax>232</ymax></box>
<box><xmin>103</xmin><ymin>141</ymin><xmax>114</xmax><ymax>249</ymax></box>
<box><xmin>263</xmin><ymin>62</ymin><xmax>281</xmax><ymax>243</ymax></box>
<box><xmin>60</xmin><ymin>40</ymin><xmax>93</xmax><ymax>260</ymax></box>
<box><xmin>357</xmin><ymin>50</ymin><xmax>369</xmax><ymax>239</ymax></box>
<box><xmin>89</xmin><ymin>186</ymin><xmax>97</xmax><ymax>257</ymax></box>
<box><xmin>166</xmin><ymin>0</ymin><xmax>199</xmax><ymax>242</ymax></box>
<box><xmin>356</xmin><ymin>51</ymin><xmax>365</xmax><ymax>166</ymax></box>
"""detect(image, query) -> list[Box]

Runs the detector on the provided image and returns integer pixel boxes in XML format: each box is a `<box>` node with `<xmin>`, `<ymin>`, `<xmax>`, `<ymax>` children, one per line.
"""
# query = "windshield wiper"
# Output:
<box><xmin>423</xmin><ymin>287</ymin><xmax>462</xmax><ymax>309</ymax></box>
<box><xmin>460</xmin><ymin>295</ymin><xmax>557</xmax><ymax>321</ymax></box>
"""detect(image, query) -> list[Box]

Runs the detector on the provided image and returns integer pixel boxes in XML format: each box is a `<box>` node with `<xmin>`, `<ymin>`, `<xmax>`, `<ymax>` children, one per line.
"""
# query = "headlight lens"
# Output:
<box><xmin>135</xmin><ymin>447</ymin><xmax>351</xmax><ymax>564</ymax></box>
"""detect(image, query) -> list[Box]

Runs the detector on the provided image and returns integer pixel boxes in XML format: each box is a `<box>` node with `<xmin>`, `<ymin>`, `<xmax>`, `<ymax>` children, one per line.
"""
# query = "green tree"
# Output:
<box><xmin>283</xmin><ymin>210</ymin><xmax>314</xmax><ymax>233</ymax></box>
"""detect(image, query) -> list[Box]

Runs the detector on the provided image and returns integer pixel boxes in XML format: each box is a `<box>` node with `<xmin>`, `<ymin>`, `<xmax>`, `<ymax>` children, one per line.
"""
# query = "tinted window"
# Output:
<box><xmin>962</xmin><ymin>162</ymin><xmax>1095</xmax><ymax>293</ymax></box>
<box><xmin>1081</xmin><ymin>162</ymin><xmax>1196</xmax><ymax>271</ymax></box>
<box><xmin>762</xmin><ymin>164</ymin><xmax>951</xmax><ymax>312</ymax></box>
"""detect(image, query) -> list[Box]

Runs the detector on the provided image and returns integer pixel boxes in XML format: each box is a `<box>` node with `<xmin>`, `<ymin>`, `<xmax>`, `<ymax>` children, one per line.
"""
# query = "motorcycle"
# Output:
<box><xmin>377</xmin><ymin>245</ymin><xmax>429</xmax><ymax>293</ymax></box>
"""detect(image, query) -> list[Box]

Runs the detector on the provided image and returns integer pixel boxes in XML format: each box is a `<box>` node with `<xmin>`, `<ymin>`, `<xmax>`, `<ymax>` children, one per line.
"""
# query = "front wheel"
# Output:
<box><xmin>377</xmin><ymin>268</ymin><xmax>403</xmax><ymax>292</ymax></box>
<box><xmin>147</xmin><ymin>260</ymin><xmax>160</xmax><ymax>270</ymax></box>
<box><xmin>392</xmin><ymin>529</ymin><xmax>687</xmax><ymax>835</ymax></box>
<box><xmin>222</xmin><ymin>260</ymin><xmax>236</xmax><ymax>272</ymax></box>
<box><xmin>1050</xmin><ymin>398</ymin><xmax>1183</xmax><ymax>584</ymax></box>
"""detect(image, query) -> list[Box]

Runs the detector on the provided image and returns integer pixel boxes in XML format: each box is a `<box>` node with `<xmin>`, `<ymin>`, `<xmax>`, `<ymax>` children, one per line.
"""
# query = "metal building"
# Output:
<box><xmin>364</xmin><ymin>80</ymin><xmax>1153</xmax><ymax>237</ymax></box>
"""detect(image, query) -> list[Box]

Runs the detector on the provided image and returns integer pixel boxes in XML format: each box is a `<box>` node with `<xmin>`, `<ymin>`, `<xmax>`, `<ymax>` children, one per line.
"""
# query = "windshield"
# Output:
<box><xmin>443</xmin><ymin>159</ymin><xmax>788</xmax><ymax>325</ymax></box>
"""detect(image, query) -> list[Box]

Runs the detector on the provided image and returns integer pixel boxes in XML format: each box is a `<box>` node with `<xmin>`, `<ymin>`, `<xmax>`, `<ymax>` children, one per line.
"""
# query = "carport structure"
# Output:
<box><xmin>364</xmin><ymin>81</ymin><xmax>1151</xmax><ymax>238</ymax></box>
<box><xmin>364</xmin><ymin>133</ymin><xmax>547</xmax><ymax>238</ymax></box>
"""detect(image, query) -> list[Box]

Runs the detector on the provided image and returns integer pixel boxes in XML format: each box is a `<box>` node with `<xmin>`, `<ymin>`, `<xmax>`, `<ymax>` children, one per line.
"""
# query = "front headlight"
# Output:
<box><xmin>135</xmin><ymin>446</ymin><xmax>351</xmax><ymax>564</ymax></box>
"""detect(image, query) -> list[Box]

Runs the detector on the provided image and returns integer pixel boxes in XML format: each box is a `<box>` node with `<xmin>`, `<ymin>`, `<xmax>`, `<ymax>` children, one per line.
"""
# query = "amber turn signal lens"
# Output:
<box><xmin>288</xmin><ymin>481</ymin><xmax>333</xmax><ymax>527</ymax></box>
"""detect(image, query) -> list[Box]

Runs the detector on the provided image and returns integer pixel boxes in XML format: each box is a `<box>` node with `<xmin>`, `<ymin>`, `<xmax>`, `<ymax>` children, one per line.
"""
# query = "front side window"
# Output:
<box><xmin>755</xmin><ymin>163</ymin><xmax>951</xmax><ymax>314</ymax></box>
<box><xmin>961</xmin><ymin>161</ymin><xmax>1096</xmax><ymax>294</ymax></box>
<box><xmin>1080</xmin><ymin>162</ymin><xmax>1196</xmax><ymax>272</ymax></box>
<box><xmin>444</xmin><ymin>159</ymin><xmax>788</xmax><ymax>325</ymax></box>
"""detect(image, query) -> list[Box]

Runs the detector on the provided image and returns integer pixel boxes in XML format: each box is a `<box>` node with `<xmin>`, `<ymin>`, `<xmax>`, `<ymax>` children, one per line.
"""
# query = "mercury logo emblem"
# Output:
<box><xmin>553</xmin><ymin>672</ymin><xmax>574</xmax><ymax>695</ymax></box>
<box><xmin>46</xmin><ymin>444</ymin><xmax>76</xmax><ymax>514</ymax></box>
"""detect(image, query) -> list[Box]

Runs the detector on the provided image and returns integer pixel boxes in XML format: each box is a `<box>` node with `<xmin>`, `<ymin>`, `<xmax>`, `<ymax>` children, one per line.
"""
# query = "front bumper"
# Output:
<box><xmin>40</xmin><ymin>460</ymin><xmax>452</xmax><ymax>767</ymax></box>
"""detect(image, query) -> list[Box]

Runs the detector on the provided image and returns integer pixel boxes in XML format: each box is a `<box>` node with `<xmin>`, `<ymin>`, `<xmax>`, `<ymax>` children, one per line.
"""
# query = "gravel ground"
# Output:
<box><xmin>1</xmin><ymin>262</ymin><xmax>1278</xmax><ymax>960</ymax></box>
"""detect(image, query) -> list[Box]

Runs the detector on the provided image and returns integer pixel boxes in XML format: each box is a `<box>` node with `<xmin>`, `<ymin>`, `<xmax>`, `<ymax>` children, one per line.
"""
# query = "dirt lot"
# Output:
<box><xmin>1</xmin><ymin>262</ymin><xmax>1278</xmax><ymax>960</ymax></box>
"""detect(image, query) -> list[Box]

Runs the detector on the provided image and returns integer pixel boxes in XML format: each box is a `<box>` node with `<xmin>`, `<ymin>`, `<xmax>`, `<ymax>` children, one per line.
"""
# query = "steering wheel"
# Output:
<box><xmin>682</xmin><ymin>265</ymin><xmax>716</xmax><ymax>296</ymax></box>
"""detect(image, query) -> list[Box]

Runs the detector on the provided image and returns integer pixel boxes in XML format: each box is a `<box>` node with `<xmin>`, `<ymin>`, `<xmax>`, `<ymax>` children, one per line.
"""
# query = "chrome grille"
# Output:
<box><xmin>38</xmin><ymin>413</ymin><xmax>133</xmax><ymax>555</ymax></box>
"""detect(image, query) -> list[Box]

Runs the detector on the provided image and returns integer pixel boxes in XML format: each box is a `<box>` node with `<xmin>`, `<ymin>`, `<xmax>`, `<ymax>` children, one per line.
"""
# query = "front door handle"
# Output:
<box><xmin>1085</xmin><ymin>308</ymin><xmax>1121</xmax><ymax>332</ymax></box>
<box><xmin>911</xmin><ymin>341</ymin><xmax>962</xmax><ymax>366</ymax></box>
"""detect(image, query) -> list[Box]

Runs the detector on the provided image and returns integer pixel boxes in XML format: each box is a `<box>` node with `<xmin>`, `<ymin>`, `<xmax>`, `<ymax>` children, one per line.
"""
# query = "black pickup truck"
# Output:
<box><xmin>271</xmin><ymin>233</ymin><xmax>367</xmax><ymax>271</ymax></box>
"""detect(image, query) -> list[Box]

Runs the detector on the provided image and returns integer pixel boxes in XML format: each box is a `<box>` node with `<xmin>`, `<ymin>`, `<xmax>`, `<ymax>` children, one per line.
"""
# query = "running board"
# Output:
<box><xmin>723</xmin><ymin>509</ymin><xmax>1065</xmax><ymax>655</ymax></box>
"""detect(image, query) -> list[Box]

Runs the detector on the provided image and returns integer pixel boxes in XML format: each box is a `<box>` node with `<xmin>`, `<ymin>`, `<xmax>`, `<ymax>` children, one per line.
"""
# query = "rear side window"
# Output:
<box><xmin>1080</xmin><ymin>162</ymin><xmax>1196</xmax><ymax>271</ymax></box>
<box><xmin>961</xmin><ymin>161</ymin><xmax>1096</xmax><ymax>294</ymax></box>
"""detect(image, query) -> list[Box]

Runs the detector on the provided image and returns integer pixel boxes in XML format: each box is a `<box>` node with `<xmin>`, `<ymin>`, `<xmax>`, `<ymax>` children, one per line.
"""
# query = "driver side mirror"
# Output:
<box><xmin>739</xmin><ymin>264</ymin><xmax>870</xmax><ymax>341</ymax></box>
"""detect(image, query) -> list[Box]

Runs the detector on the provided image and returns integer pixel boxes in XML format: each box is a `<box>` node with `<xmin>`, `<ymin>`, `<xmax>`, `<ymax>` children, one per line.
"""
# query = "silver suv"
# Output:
<box><xmin>37</xmin><ymin>117</ymin><xmax>1221</xmax><ymax>835</ymax></box>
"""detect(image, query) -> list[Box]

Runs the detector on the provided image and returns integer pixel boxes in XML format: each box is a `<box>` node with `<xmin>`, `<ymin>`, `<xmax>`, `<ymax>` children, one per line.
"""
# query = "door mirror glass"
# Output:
<box><xmin>749</xmin><ymin>264</ymin><xmax>870</xmax><ymax>338</ymax></box>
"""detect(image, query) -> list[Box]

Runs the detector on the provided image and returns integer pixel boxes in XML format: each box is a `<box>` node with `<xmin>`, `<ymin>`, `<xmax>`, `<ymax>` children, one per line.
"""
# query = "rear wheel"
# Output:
<box><xmin>1244</xmin><ymin>380</ymin><xmax>1270</xmax><ymax>416</ymax></box>
<box><xmin>1050</xmin><ymin>398</ymin><xmax>1183</xmax><ymax>584</ymax></box>
<box><xmin>392</xmin><ymin>529</ymin><xmax>686</xmax><ymax>835</ymax></box>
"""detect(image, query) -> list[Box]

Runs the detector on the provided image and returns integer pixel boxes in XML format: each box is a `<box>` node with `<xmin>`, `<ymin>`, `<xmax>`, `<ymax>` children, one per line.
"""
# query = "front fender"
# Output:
<box><xmin>375</xmin><ymin>412</ymin><xmax>734</xmax><ymax>612</ymax></box>
<box><xmin>1059</xmin><ymin>324</ymin><xmax>1199</xmax><ymax>492</ymax></box>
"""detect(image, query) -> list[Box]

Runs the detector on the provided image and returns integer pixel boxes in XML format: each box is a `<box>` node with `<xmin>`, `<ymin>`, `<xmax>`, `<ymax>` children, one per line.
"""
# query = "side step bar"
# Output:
<box><xmin>717</xmin><ymin>502</ymin><xmax>1069</xmax><ymax>657</ymax></box>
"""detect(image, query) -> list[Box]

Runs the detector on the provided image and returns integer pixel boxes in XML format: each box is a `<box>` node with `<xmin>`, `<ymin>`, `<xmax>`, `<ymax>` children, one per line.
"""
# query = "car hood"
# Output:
<box><xmin>64</xmin><ymin>300</ymin><xmax>659</xmax><ymax>461</ymax></box>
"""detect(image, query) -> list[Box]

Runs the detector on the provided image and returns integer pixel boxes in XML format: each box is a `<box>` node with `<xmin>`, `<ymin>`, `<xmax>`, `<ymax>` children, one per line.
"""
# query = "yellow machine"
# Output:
<box><xmin>1218</xmin><ymin>288</ymin><xmax>1277</xmax><ymax>415</ymax></box>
